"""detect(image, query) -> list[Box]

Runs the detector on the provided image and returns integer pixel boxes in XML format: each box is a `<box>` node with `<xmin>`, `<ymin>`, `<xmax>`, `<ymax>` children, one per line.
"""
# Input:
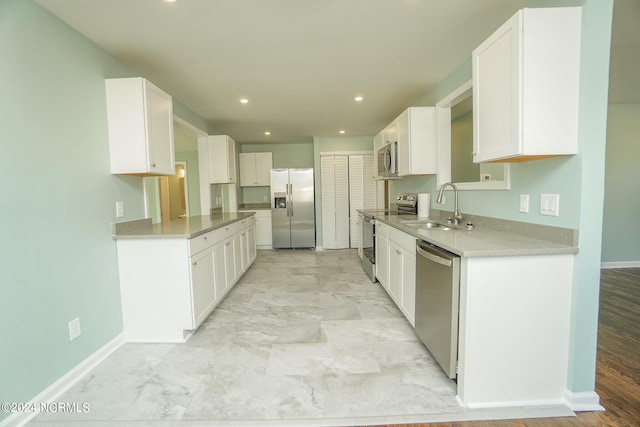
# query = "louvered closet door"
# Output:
<box><xmin>348</xmin><ymin>156</ymin><xmax>364</xmax><ymax>248</ymax></box>
<box><xmin>321</xmin><ymin>156</ymin><xmax>350</xmax><ymax>249</ymax></box>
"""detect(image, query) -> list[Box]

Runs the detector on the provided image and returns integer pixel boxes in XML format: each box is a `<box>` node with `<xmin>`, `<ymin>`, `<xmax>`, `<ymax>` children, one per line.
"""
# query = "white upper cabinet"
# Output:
<box><xmin>239</xmin><ymin>152</ymin><xmax>273</xmax><ymax>187</ymax></box>
<box><xmin>374</xmin><ymin>131</ymin><xmax>385</xmax><ymax>153</ymax></box>
<box><xmin>105</xmin><ymin>77</ymin><xmax>175</xmax><ymax>176</ymax></box>
<box><xmin>384</xmin><ymin>121</ymin><xmax>398</xmax><ymax>146</ymax></box>
<box><xmin>208</xmin><ymin>135</ymin><xmax>237</xmax><ymax>184</ymax></box>
<box><xmin>397</xmin><ymin>107</ymin><xmax>436</xmax><ymax>176</ymax></box>
<box><xmin>472</xmin><ymin>7</ymin><xmax>581</xmax><ymax>163</ymax></box>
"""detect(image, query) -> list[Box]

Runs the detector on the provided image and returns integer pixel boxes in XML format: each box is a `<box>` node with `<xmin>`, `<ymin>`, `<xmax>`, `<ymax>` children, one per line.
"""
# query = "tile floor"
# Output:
<box><xmin>31</xmin><ymin>249</ymin><xmax>573</xmax><ymax>426</ymax></box>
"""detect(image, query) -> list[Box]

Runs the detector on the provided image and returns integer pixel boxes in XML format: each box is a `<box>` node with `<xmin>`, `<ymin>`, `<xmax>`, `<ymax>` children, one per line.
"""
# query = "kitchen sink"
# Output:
<box><xmin>401</xmin><ymin>219</ymin><xmax>473</xmax><ymax>231</ymax></box>
<box><xmin>401</xmin><ymin>219</ymin><xmax>451</xmax><ymax>229</ymax></box>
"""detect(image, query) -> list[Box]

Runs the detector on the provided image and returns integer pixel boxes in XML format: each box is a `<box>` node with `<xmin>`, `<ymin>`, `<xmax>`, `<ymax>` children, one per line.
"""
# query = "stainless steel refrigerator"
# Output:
<box><xmin>271</xmin><ymin>168</ymin><xmax>316</xmax><ymax>249</ymax></box>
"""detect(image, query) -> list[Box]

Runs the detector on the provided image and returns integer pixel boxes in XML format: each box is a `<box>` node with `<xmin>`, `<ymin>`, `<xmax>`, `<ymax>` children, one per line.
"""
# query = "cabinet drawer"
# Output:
<box><xmin>217</xmin><ymin>223</ymin><xmax>237</xmax><ymax>241</ymax></box>
<box><xmin>239</xmin><ymin>216</ymin><xmax>255</xmax><ymax>228</ymax></box>
<box><xmin>253</xmin><ymin>210</ymin><xmax>271</xmax><ymax>219</ymax></box>
<box><xmin>189</xmin><ymin>229</ymin><xmax>219</xmax><ymax>256</ymax></box>
<box><xmin>388</xmin><ymin>227</ymin><xmax>416</xmax><ymax>253</ymax></box>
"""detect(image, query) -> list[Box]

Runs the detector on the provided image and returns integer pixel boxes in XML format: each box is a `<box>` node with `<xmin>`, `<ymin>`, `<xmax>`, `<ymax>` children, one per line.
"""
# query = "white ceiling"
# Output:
<box><xmin>37</xmin><ymin>0</ymin><xmax>639</xmax><ymax>145</ymax></box>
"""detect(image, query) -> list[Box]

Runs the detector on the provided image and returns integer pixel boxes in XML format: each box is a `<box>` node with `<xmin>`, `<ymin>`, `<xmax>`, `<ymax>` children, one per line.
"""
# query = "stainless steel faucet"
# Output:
<box><xmin>437</xmin><ymin>182</ymin><xmax>463</xmax><ymax>225</ymax></box>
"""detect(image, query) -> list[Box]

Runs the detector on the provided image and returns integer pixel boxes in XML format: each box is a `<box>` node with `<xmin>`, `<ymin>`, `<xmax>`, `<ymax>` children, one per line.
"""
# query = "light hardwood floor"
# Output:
<box><xmin>379</xmin><ymin>267</ymin><xmax>640</xmax><ymax>427</ymax></box>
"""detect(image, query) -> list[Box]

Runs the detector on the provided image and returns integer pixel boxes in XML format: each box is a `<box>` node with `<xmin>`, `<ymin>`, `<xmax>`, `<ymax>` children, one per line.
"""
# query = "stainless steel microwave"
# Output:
<box><xmin>377</xmin><ymin>141</ymin><xmax>398</xmax><ymax>178</ymax></box>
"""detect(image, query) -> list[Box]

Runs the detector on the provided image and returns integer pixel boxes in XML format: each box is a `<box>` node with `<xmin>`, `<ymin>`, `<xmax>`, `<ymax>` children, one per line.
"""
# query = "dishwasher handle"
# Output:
<box><xmin>416</xmin><ymin>241</ymin><xmax>453</xmax><ymax>267</ymax></box>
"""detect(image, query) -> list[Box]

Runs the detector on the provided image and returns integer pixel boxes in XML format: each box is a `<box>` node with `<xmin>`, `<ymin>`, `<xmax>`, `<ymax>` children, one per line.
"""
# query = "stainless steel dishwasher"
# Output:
<box><xmin>415</xmin><ymin>240</ymin><xmax>461</xmax><ymax>379</ymax></box>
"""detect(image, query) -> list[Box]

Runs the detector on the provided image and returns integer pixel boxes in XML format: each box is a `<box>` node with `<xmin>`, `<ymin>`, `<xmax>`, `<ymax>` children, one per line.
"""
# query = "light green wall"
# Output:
<box><xmin>0</xmin><ymin>0</ymin><xmax>138</xmax><ymax>411</ymax></box>
<box><xmin>238</xmin><ymin>142</ymin><xmax>315</xmax><ymax>168</ymax></box>
<box><xmin>395</xmin><ymin>0</ymin><xmax>614</xmax><ymax>397</ymax></box>
<box><xmin>602</xmin><ymin>104</ymin><xmax>640</xmax><ymax>263</ymax></box>
<box><xmin>0</xmin><ymin>0</ymin><xmax>213</xmax><ymax>418</ymax></box>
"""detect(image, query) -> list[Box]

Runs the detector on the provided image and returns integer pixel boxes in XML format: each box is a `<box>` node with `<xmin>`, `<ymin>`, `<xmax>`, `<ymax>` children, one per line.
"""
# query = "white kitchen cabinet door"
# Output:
<box><xmin>386</xmin><ymin>225</ymin><xmax>417</xmax><ymax>326</ymax></box>
<box><xmin>208</xmin><ymin>135</ymin><xmax>237</xmax><ymax>184</ymax></box>
<box><xmin>189</xmin><ymin>246</ymin><xmax>216</xmax><ymax>328</ymax></box>
<box><xmin>374</xmin><ymin>130</ymin><xmax>385</xmax><ymax>153</ymax></box>
<box><xmin>401</xmin><ymin>250</ymin><xmax>416</xmax><ymax>326</ymax></box>
<box><xmin>105</xmin><ymin>77</ymin><xmax>175</xmax><ymax>176</ymax></box>
<box><xmin>239</xmin><ymin>152</ymin><xmax>273</xmax><ymax>187</ymax></box>
<box><xmin>321</xmin><ymin>155</ymin><xmax>350</xmax><ymax>249</ymax></box>
<box><xmin>397</xmin><ymin>107</ymin><xmax>436</xmax><ymax>176</ymax></box>
<box><xmin>388</xmin><ymin>240</ymin><xmax>403</xmax><ymax>305</ymax></box>
<box><xmin>212</xmin><ymin>241</ymin><xmax>227</xmax><ymax>303</ymax></box>
<box><xmin>232</xmin><ymin>233</ymin><xmax>242</xmax><ymax>284</ymax></box>
<box><xmin>375</xmin><ymin>221</ymin><xmax>389</xmax><ymax>290</ymax></box>
<box><xmin>246</xmin><ymin>224</ymin><xmax>257</xmax><ymax>264</ymax></box>
<box><xmin>224</xmin><ymin>238</ymin><xmax>237</xmax><ymax>287</ymax></box>
<box><xmin>384</xmin><ymin>121</ymin><xmax>398</xmax><ymax>146</ymax></box>
<box><xmin>472</xmin><ymin>7</ymin><xmax>581</xmax><ymax>163</ymax></box>
<box><xmin>255</xmin><ymin>153</ymin><xmax>273</xmax><ymax>185</ymax></box>
<box><xmin>255</xmin><ymin>211</ymin><xmax>272</xmax><ymax>248</ymax></box>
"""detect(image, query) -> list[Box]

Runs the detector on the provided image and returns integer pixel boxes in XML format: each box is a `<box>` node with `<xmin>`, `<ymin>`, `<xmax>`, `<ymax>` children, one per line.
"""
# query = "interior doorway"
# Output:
<box><xmin>158</xmin><ymin>161</ymin><xmax>189</xmax><ymax>222</ymax></box>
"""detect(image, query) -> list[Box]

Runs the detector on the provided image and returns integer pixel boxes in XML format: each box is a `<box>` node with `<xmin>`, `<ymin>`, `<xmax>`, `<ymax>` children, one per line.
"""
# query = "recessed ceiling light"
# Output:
<box><xmin>339</xmin><ymin>130</ymin><xmax>346</xmax><ymax>134</ymax></box>
<box><xmin>265</xmin><ymin>131</ymin><xmax>271</xmax><ymax>136</ymax></box>
<box><xmin>354</xmin><ymin>96</ymin><xmax>363</xmax><ymax>102</ymax></box>
<box><xmin>240</xmin><ymin>98</ymin><xmax>249</xmax><ymax>104</ymax></box>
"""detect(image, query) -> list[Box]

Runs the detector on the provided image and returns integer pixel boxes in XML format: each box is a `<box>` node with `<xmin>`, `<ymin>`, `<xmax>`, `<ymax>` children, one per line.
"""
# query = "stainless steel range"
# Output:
<box><xmin>360</xmin><ymin>193</ymin><xmax>418</xmax><ymax>282</ymax></box>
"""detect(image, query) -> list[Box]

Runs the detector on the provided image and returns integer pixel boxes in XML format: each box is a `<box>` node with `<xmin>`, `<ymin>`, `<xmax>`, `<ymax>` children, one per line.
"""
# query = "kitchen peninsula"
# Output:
<box><xmin>113</xmin><ymin>213</ymin><xmax>256</xmax><ymax>343</ymax></box>
<box><xmin>362</xmin><ymin>209</ymin><xmax>579</xmax><ymax>408</ymax></box>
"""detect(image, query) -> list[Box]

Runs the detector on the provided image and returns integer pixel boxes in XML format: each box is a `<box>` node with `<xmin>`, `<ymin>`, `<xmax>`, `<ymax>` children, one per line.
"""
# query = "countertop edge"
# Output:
<box><xmin>363</xmin><ymin>211</ymin><xmax>579</xmax><ymax>258</ymax></box>
<box><xmin>112</xmin><ymin>213</ymin><xmax>256</xmax><ymax>240</ymax></box>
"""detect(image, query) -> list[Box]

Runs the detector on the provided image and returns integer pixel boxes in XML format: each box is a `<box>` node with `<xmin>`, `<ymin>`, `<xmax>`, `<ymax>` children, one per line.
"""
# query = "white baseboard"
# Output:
<box><xmin>463</xmin><ymin>398</ymin><xmax>566</xmax><ymax>409</ymax></box>
<box><xmin>0</xmin><ymin>333</ymin><xmax>125</xmax><ymax>427</ymax></box>
<box><xmin>563</xmin><ymin>390</ymin><xmax>605</xmax><ymax>412</ymax></box>
<box><xmin>601</xmin><ymin>261</ymin><xmax>640</xmax><ymax>269</ymax></box>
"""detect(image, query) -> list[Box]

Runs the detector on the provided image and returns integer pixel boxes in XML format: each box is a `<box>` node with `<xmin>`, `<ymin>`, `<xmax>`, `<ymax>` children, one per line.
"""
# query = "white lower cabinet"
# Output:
<box><xmin>387</xmin><ymin>226</ymin><xmax>416</xmax><ymax>326</ymax></box>
<box><xmin>240</xmin><ymin>209</ymin><xmax>272</xmax><ymax>249</ymax></box>
<box><xmin>190</xmin><ymin>245</ymin><xmax>217</xmax><ymax>328</ymax></box>
<box><xmin>116</xmin><ymin>215</ymin><xmax>256</xmax><ymax>343</ymax></box>
<box><xmin>375</xmin><ymin>220</ymin><xmax>416</xmax><ymax>325</ymax></box>
<box><xmin>375</xmin><ymin>221</ymin><xmax>389</xmax><ymax>291</ymax></box>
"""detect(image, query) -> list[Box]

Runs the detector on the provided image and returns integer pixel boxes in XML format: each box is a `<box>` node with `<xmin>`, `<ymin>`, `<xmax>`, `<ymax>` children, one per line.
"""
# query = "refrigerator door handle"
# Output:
<box><xmin>286</xmin><ymin>184</ymin><xmax>292</xmax><ymax>217</ymax></box>
<box><xmin>289</xmin><ymin>184</ymin><xmax>294</xmax><ymax>217</ymax></box>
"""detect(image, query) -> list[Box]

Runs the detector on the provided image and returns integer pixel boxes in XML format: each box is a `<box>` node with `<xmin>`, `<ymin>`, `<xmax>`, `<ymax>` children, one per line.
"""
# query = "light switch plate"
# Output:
<box><xmin>519</xmin><ymin>194</ymin><xmax>529</xmax><ymax>213</ymax></box>
<box><xmin>540</xmin><ymin>194</ymin><xmax>560</xmax><ymax>216</ymax></box>
<box><xmin>68</xmin><ymin>317</ymin><xmax>81</xmax><ymax>341</ymax></box>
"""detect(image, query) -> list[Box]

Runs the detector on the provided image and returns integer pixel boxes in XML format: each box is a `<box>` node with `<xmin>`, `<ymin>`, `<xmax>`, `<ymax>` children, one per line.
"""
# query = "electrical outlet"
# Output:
<box><xmin>263</xmin><ymin>195</ymin><xmax>268</xmax><ymax>202</ymax></box>
<box><xmin>68</xmin><ymin>317</ymin><xmax>81</xmax><ymax>341</ymax></box>
<box><xmin>115</xmin><ymin>201</ymin><xmax>124</xmax><ymax>218</ymax></box>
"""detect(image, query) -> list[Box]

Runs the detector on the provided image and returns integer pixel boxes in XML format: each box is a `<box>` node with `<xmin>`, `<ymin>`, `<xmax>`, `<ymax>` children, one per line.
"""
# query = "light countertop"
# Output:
<box><xmin>360</xmin><ymin>210</ymin><xmax>578</xmax><ymax>258</ymax></box>
<box><xmin>113</xmin><ymin>212</ymin><xmax>255</xmax><ymax>240</ymax></box>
